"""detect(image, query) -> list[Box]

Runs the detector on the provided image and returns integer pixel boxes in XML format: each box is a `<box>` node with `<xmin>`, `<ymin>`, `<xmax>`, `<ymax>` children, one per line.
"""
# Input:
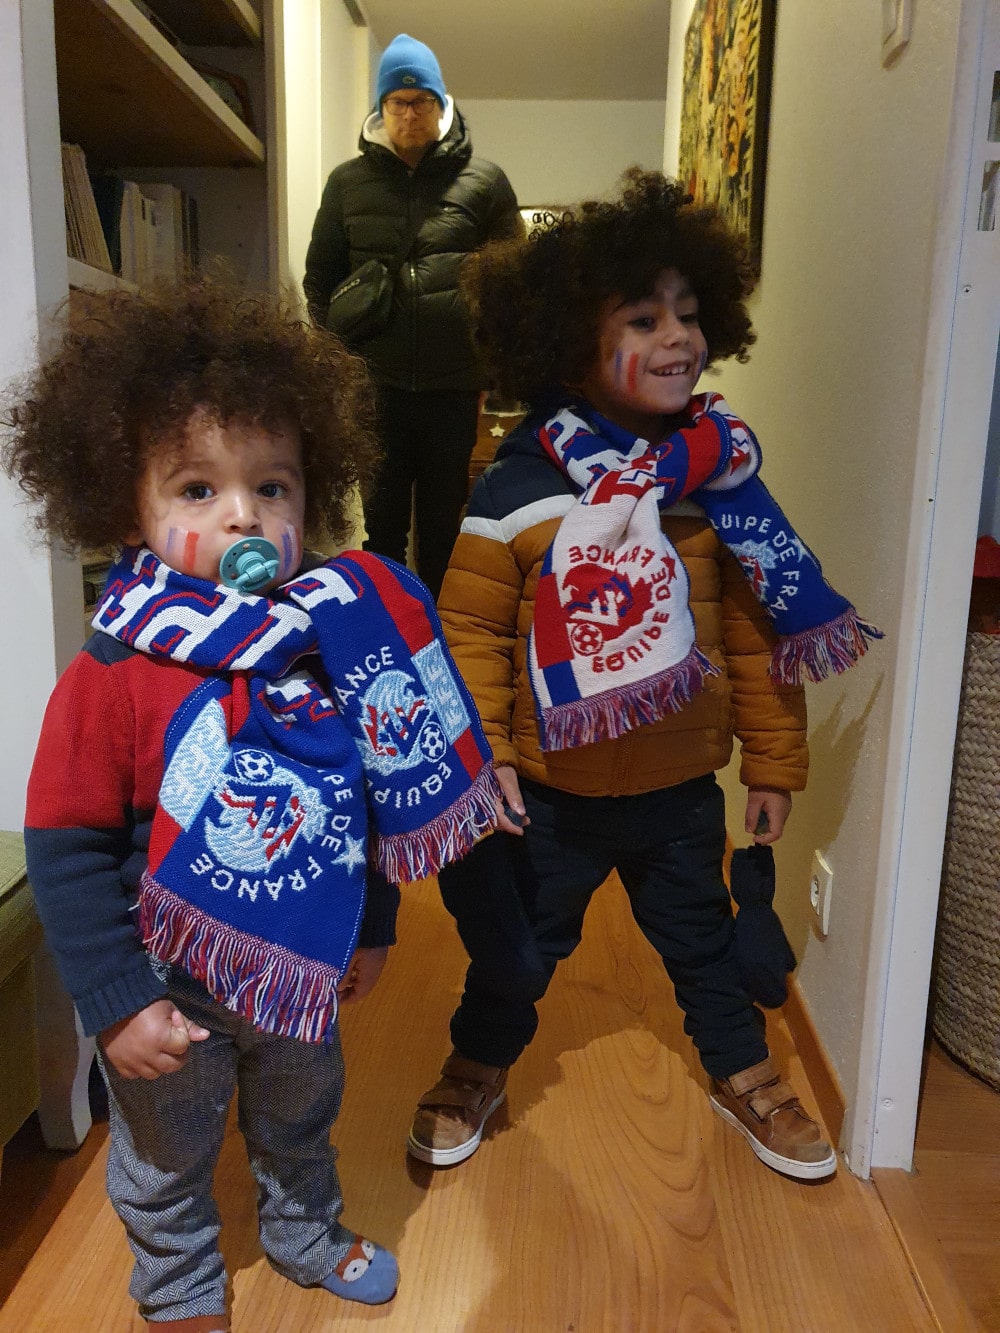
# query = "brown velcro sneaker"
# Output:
<box><xmin>407</xmin><ymin>1050</ymin><xmax>508</xmax><ymax>1167</ymax></box>
<box><xmin>710</xmin><ymin>1056</ymin><xmax>837</xmax><ymax>1180</ymax></box>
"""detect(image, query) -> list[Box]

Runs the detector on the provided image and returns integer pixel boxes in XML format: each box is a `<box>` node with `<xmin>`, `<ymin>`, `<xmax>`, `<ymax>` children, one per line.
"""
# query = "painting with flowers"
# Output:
<box><xmin>677</xmin><ymin>0</ymin><xmax>776</xmax><ymax>271</ymax></box>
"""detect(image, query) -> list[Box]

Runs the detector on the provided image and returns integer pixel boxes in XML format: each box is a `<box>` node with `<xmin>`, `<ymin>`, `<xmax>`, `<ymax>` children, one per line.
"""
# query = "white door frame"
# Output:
<box><xmin>849</xmin><ymin>0</ymin><xmax>1000</xmax><ymax>1174</ymax></box>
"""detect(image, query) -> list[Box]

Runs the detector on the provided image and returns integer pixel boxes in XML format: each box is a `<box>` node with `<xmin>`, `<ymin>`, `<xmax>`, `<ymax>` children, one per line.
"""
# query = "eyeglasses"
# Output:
<box><xmin>383</xmin><ymin>95</ymin><xmax>439</xmax><ymax>117</ymax></box>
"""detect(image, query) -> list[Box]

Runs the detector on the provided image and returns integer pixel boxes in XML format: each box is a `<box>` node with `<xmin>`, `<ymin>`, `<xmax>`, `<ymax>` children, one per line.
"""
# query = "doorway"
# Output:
<box><xmin>854</xmin><ymin>0</ymin><xmax>1000</xmax><ymax>1181</ymax></box>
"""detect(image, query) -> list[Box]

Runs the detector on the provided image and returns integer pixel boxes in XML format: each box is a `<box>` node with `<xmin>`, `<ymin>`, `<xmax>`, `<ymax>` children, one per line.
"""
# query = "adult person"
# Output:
<box><xmin>304</xmin><ymin>33</ymin><xmax>522</xmax><ymax>598</ymax></box>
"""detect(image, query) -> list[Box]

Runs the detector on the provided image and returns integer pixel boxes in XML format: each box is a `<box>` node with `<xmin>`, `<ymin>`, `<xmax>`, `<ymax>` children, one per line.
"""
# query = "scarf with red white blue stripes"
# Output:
<box><xmin>93</xmin><ymin>547</ymin><xmax>500</xmax><ymax>1041</ymax></box>
<box><xmin>529</xmin><ymin>393</ymin><xmax>882</xmax><ymax>751</ymax></box>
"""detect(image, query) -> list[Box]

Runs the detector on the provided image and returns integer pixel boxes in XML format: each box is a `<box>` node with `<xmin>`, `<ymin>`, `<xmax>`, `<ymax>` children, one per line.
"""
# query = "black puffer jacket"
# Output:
<box><xmin>303</xmin><ymin>104</ymin><xmax>521</xmax><ymax>393</ymax></box>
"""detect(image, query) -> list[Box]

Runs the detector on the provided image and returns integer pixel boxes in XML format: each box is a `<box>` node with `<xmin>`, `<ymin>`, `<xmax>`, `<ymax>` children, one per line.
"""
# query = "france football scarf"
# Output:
<box><xmin>93</xmin><ymin>547</ymin><xmax>500</xmax><ymax>1042</ymax></box>
<box><xmin>529</xmin><ymin>392</ymin><xmax>882</xmax><ymax>751</ymax></box>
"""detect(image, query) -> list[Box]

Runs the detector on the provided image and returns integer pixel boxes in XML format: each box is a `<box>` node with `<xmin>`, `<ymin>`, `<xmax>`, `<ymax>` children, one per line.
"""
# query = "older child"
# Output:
<box><xmin>2</xmin><ymin>278</ymin><xmax>500</xmax><ymax>1330</ymax></box>
<box><xmin>407</xmin><ymin>170</ymin><xmax>880</xmax><ymax>1181</ymax></box>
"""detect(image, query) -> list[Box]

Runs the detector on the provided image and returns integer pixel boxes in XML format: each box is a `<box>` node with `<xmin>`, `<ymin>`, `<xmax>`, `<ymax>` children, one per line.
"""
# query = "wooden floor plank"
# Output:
<box><xmin>0</xmin><ymin>873</ymin><xmax>934</xmax><ymax>1332</ymax></box>
<box><xmin>915</xmin><ymin>1041</ymin><xmax>1000</xmax><ymax>1155</ymax></box>
<box><xmin>873</xmin><ymin>1166</ymin><xmax>983</xmax><ymax>1333</ymax></box>
<box><xmin>912</xmin><ymin>1041</ymin><xmax>1000</xmax><ymax>1330</ymax></box>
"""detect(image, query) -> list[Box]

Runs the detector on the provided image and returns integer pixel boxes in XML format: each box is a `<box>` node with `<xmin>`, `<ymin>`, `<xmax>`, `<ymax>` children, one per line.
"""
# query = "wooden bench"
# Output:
<box><xmin>0</xmin><ymin>831</ymin><xmax>95</xmax><ymax>1177</ymax></box>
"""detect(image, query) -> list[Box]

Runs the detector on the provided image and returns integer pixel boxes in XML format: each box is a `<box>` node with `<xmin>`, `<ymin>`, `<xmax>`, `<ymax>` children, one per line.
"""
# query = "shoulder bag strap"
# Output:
<box><xmin>386</xmin><ymin>162</ymin><xmax>462</xmax><ymax>276</ymax></box>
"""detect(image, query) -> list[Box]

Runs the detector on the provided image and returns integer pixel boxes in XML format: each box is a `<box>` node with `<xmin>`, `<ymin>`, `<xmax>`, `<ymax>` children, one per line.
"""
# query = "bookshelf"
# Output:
<box><xmin>53</xmin><ymin>0</ymin><xmax>264</xmax><ymax>169</ymax></box>
<box><xmin>46</xmin><ymin>0</ymin><xmax>269</xmax><ymax>634</ymax></box>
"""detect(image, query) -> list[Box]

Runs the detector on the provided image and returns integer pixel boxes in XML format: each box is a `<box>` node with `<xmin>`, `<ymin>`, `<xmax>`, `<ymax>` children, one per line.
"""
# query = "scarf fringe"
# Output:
<box><xmin>139</xmin><ymin>875</ymin><xmax>342</xmax><ymax>1044</ymax></box>
<box><xmin>374</xmin><ymin>763</ymin><xmax>504</xmax><ymax>885</ymax></box>
<box><xmin>770</xmin><ymin>608</ymin><xmax>885</xmax><ymax>685</ymax></box>
<box><xmin>538</xmin><ymin>647</ymin><xmax>719</xmax><ymax>752</ymax></box>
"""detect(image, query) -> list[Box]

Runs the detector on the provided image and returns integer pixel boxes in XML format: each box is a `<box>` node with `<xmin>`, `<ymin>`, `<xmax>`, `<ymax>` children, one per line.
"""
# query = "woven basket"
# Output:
<box><xmin>933</xmin><ymin>632</ymin><xmax>1000</xmax><ymax>1090</ymax></box>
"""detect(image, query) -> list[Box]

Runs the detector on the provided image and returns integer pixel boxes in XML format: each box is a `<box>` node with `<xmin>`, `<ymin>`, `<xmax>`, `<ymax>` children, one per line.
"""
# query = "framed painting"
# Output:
<box><xmin>677</xmin><ymin>0</ymin><xmax>777</xmax><ymax>271</ymax></box>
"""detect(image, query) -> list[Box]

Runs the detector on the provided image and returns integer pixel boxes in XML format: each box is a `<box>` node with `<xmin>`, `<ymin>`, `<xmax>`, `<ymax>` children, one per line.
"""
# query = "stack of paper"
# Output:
<box><xmin>61</xmin><ymin>143</ymin><xmax>113</xmax><ymax>273</ymax></box>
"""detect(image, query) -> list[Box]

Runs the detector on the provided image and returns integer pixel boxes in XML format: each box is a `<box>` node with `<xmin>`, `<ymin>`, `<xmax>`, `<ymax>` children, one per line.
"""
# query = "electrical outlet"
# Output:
<box><xmin>810</xmin><ymin>851</ymin><xmax>833</xmax><ymax>936</ymax></box>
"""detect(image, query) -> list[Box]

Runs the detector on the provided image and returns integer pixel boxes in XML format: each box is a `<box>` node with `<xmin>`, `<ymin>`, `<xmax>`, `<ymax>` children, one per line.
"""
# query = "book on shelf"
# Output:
<box><xmin>92</xmin><ymin>179</ymin><xmax>199</xmax><ymax>284</ymax></box>
<box><xmin>61</xmin><ymin>143</ymin><xmax>113</xmax><ymax>273</ymax></box>
<box><xmin>183</xmin><ymin>192</ymin><xmax>200</xmax><ymax>271</ymax></box>
<box><xmin>81</xmin><ymin>555</ymin><xmax>113</xmax><ymax>611</ymax></box>
<box><xmin>90</xmin><ymin>175</ymin><xmax>126</xmax><ymax>273</ymax></box>
<box><xmin>140</xmin><ymin>184</ymin><xmax>185</xmax><ymax>279</ymax></box>
<box><xmin>119</xmin><ymin>181</ymin><xmax>153</xmax><ymax>286</ymax></box>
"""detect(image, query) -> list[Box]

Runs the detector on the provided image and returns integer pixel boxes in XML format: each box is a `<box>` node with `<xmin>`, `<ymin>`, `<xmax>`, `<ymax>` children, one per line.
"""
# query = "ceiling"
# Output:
<box><xmin>355</xmin><ymin>0</ymin><xmax>672</xmax><ymax>102</ymax></box>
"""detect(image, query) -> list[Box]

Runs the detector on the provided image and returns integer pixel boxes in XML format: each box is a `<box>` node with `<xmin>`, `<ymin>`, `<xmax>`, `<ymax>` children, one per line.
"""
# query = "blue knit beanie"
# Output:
<box><xmin>376</xmin><ymin>34</ymin><xmax>447</xmax><ymax>109</ymax></box>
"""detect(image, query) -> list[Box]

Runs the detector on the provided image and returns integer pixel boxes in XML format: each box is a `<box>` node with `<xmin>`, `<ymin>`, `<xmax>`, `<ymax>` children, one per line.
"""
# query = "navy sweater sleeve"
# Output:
<box><xmin>358</xmin><ymin>866</ymin><xmax>400</xmax><ymax>948</ymax></box>
<box><xmin>24</xmin><ymin>640</ymin><xmax>169</xmax><ymax>1035</ymax></box>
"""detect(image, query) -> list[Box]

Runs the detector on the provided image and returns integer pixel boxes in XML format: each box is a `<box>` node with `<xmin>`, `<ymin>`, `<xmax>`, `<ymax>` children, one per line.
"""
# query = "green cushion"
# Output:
<box><xmin>0</xmin><ymin>830</ymin><xmax>43</xmax><ymax>986</ymax></box>
<box><xmin>0</xmin><ymin>830</ymin><xmax>28</xmax><ymax>905</ymax></box>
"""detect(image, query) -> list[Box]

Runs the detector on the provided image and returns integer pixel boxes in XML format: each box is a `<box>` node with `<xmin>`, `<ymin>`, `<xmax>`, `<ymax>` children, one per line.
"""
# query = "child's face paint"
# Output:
<box><xmin>578</xmin><ymin>268</ymin><xmax>708</xmax><ymax>441</ymax></box>
<box><xmin>131</xmin><ymin>411</ymin><xmax>306</xmax><ymax>592</ymax></box>
<box><xmin>277</xmin><ymin>521</ymin><xmax>302</xmax><ymax>581</ymax></box>
<box><xmin>163</xmin><ymin>526</ymin><xmax>203</xmax><ymax>576</ymax></box>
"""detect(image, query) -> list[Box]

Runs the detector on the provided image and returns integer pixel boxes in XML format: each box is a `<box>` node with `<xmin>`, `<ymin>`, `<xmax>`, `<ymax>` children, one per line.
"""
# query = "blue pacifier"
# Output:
<box><xmin>219</xmin><ymin>536</ymin><xmax>281</xmax><ymax>594</ymax></box>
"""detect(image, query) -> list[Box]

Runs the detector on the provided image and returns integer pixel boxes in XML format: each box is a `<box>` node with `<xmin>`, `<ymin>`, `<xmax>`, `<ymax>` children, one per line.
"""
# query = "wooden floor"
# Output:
<box><xmin>0</xmin><ymin>873</ymin><xmax>938</xmax><ymax>1332</ymax></box>
<box><xmin>875</xmin><ymin>1041</ymin><xmax>1000</xmax><ymax>1333</ymax></box>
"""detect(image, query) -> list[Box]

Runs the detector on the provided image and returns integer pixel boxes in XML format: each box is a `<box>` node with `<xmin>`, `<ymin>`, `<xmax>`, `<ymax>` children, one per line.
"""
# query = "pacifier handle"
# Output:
<box><xmin>219</xmin><ymin>537</ymin><xmax>280</xmax><ymax>594</ymax></box>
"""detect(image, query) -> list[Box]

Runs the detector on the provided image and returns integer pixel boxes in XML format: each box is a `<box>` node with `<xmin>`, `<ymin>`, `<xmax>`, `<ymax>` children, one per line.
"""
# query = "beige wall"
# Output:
<box><xmin>281</xmin><ymin>0</ymin><xmax>360</xmax><ymax>298</ymax></box>
<box><xmin>320</xmin><ymin>5</ymin><xmax>373</xmax><ymax>180</ymax></box>
<box><xmin>276</xmin><ymin>0</ymin><xmax>371</xmax><ymax>550</ymax></box>
<box><xmin>461</xmin><ymin>99</ymin><xmax>665</xmax><ymax>204</ymax></box>
<box><xmin>664</xmin><ymin>0</ymin><xmax>962</xmax><ymax>1115</ymax></box>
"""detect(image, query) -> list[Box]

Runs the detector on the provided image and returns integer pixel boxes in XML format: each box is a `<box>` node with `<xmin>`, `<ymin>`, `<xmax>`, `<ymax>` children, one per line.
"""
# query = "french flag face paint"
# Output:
<box><xmin>278</xmin><ymin>522</ymin><xmax>302</xmax><ymax>581</ymax></box>
<box><xmin>182</xmin><ymin>530</ymin><xmax>200</xmax><ymax>573</ymax></box>
<box><xmin>613</xmin><ymin>349</ymin><xmax>640</xmax><ymax>393</ymax></box>
<box><xmin>165</xmin><ymin>526</ymin><xmax>200</xmax><ymax>576</ymax></box>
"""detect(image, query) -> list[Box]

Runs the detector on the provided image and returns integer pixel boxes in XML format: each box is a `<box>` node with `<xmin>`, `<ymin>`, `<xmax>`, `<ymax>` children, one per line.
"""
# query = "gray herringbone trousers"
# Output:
<box><xmin>100</xmin><ymin>969</ymin><xmax>353</xmax><ymax>1322</ymax></box>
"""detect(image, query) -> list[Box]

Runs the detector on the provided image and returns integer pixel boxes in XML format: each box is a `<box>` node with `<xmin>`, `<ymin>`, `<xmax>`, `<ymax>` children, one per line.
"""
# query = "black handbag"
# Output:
<box><xmin>324</xmin><ymin>259</ymin><xmax>395</xmax><ymax>344</ymax></box>
<box><xmin>324</xmin><ymin>201</ymin><xmax>433</xmax><ymax>345</ymax></box>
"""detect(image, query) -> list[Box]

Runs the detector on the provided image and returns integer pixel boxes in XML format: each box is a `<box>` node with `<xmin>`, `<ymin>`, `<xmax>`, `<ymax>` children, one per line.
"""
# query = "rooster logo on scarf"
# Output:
<box><xmin>359</xmin><ymin>669</ymin><xmax>444</xmax><ymax>776</ymax></box>
<box><xmin>729</xmin><ymin>539</ymin><xmax>780</xmax><ymax>600</ymax></box>
<box><xmin>562</xmin><ymin>564</ymin><xmax>654</xmax><ymax>655</ymax></box>
<box><xmin>204</xmin><ymin>747</ymin><xmax>327</xmax><ymax>873</ymax></box>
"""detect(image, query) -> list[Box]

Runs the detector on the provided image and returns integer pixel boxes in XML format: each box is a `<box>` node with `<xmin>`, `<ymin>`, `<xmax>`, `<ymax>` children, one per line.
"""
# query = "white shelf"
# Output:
<box><xmin>66</xmin><ymin>257</ymin><xmax>137</xmax><ymax>293</ymax></box>
<box><xmin>54</xmin><ymin>0</ymin><xmax>265</xmax><ymax>168</ymax></box>
<box><xmin>141</xmin><ymin>0</ymin><xmax>261</xmax><ymax>46</ymax></box>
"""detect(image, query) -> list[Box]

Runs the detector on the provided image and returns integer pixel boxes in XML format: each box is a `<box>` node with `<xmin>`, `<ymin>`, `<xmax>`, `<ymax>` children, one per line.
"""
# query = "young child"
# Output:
<box><xmin>407</xmin><ymin>170</ymin><xmax>880</xmax><ymax>1182</ymax></box>
<box><xmin>2</xmin><ymin>278</ymin><xmax>501</xmax><ymax>1330</ymax></box>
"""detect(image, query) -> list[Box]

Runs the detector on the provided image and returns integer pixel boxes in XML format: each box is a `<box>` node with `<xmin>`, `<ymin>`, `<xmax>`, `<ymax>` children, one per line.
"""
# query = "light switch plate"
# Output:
<box><xmin>882</xmin><ymin>0</ymin><xmax>912</xmax><ymax>65</ymax></box>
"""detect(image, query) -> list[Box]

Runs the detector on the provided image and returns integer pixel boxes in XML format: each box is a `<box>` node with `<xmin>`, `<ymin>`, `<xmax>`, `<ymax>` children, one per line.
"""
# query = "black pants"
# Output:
<box><xmin>362</xmin><ymin>385</ymin><xmax>480</xmax><ymax>599</ymax></box>
<box><xmin>438</xmin><ymin>774</ymin><xmax>768</xmax><ymax>1081</ymax></box>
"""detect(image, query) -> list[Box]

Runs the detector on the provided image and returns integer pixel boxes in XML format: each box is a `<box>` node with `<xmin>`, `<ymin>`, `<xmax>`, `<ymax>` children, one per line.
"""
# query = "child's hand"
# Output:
<box><xmin>745</xmin><ymin>788</ymin><xmax>792</xmax><ymax>845</ymax></box>
<box><xmin>100</xmin><ymin>999</ymin><xmax>210</xmax><ymax>1080</ymax></box>
<box><xmin>495</xmin><ymin>764</ymin><xmax>530</xmax><ymax>836</ymax></box>
<box><xmin>337</xmin><ymin>947</ymin><xmax>390</xmax><ymax>1004</ymax></box>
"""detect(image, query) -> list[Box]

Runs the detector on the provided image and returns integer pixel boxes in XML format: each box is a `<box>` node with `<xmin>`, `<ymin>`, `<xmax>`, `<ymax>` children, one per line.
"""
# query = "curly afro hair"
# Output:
<box><xmin>1</xmin><ymin>274</ymin><xmax>380</xmax><ymax>552</ymax></box>
<box><xmin>461</xmin><ymin>168</ymin><xmax>757</xmax><ymax>407</ymax></box>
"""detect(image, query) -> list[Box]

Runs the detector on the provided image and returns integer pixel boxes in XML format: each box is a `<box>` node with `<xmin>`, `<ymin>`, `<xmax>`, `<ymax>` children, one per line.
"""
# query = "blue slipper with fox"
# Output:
<box><xmin>321</xmin><ymin>1236</ymin><xmax>398</xmax><ymax>1305</ymax></box>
